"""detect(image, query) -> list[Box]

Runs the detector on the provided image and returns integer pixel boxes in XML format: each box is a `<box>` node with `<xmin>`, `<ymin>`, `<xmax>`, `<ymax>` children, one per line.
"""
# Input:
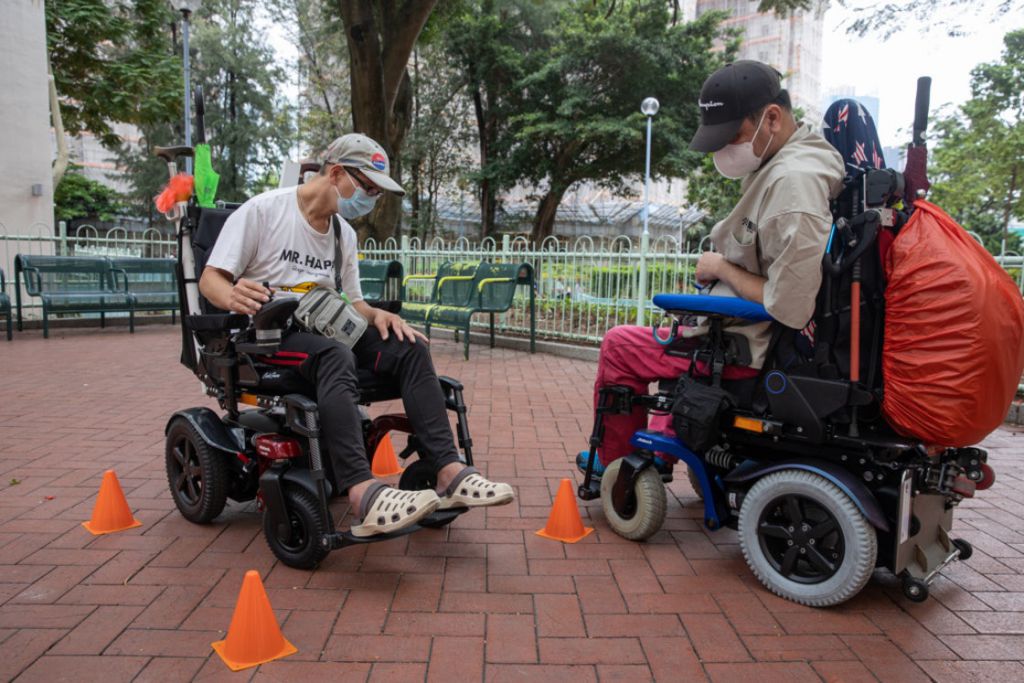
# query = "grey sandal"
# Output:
<box><xmin>437</xmin><ymin>467</ymin><xmax>515</xmax><ymax>510</ymax></box>
<box><xmin>349</xmin><ymin>482</ymin><xmax>440</xmax><ymax>538</ymax></box>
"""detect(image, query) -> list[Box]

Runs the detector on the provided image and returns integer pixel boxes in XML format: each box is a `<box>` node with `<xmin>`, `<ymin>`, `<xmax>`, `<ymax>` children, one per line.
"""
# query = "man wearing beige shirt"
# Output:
<box><xmin>584</xmin><ymin>60</ymin><xmax>845</xmax><ymax>468</ymax></box>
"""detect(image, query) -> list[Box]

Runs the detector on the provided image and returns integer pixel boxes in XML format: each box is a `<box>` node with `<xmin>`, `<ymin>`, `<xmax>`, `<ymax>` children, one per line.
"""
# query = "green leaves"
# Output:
<box><xmin>54</xmin><ymin>168</ymin><xmax>129</xmax><ymax>222</ymax></box>
<box><xmin>930</xmin><ymin>29</ymin><xmax>1024</xmax><ymax>253</ymax></box>
<box><xmin>46</xmin><ymin>0</ymin><xmax>182</xmax><ymax>148</ymax></box>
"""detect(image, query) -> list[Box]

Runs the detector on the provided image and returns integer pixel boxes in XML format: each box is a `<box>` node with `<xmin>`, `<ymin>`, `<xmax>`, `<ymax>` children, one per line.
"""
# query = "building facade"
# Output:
<box><xmin>695</xmin><ymin>0</ymin><xmax>827</xmax><ymax>125</ymax></box>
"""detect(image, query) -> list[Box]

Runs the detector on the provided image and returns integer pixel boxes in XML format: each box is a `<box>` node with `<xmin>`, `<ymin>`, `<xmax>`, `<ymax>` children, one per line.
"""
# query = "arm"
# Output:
<box><xmin>199</xmin><ymin>266</ymin><xmax>270</xmax><ymax>314</ymax></box>
<box><xmin>352</xmin><ymin>299</ymin><xmax>427</xmax><ymax>344</ymax></box>
<box><xmin>695</xmin><ymin>252</ymin><xmax>767</xmax><ymax>303</ymax></box>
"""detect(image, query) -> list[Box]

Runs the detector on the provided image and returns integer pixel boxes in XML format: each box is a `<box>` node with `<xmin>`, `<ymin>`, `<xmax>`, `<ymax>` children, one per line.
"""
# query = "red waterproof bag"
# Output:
<box><xmin>882</xmin><ymin>200</ymin><xmax>1024</xmax><ymax>446</ymax></box>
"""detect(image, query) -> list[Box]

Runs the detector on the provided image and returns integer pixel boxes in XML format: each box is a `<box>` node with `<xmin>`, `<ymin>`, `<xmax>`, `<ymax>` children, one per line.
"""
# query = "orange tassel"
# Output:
<box><xmin>155</xmin><ymin>173</ymin><xmax>195</xmax><ymax>213</ymax></box>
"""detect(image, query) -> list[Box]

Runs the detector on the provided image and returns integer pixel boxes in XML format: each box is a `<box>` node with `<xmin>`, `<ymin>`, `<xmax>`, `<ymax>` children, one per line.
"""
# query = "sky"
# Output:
<box><xmin>820</xmin><ymin>1</ymin><xmax>1021</xmax><ymax>148</ymax></box>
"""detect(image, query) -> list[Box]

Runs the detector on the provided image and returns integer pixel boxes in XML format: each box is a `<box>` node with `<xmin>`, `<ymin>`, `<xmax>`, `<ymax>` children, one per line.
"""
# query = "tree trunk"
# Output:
<box><xmin>532</xmin><ymin>187</ymin><xmax>568</xmax><ymax>242</ymax></box>
<box><xmin>48</xmin><ymin>54</ymin><xmax>69</xmax><ymax>189</ymax></box>
<box><xmin>1003</xmin><ymin>164</ymin><xmax>1018</xmax><ymax>249</ymax></box>
<box><xmin>471</xmin><ymin>83</ymin><xmax>498</xmax><ymax>238</ymax></box>
<box><xmin>339</xmin><ymin>0</ymin><xmax>437</xmax><ymax>242</ymax></box>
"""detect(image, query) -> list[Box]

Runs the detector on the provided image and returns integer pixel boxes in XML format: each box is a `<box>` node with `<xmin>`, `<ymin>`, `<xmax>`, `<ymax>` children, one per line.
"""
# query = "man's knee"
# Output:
<box><xmin>315</xmin><ymin>342</ymin><xmax>357</xmax><ymax>375</ymax></box>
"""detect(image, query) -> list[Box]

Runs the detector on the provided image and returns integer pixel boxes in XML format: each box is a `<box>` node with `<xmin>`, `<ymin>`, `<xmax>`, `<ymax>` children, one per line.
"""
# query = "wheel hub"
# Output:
<box><xmin>757</xmin><ymin>494</ymin><xmax>845</xmax><ymax>585</ymax></box>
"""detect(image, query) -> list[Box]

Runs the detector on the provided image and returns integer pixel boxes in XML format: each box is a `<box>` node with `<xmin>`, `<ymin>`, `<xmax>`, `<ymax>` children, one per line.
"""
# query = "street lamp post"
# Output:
<box><xmin>170</xmin><ymin>0</ymin><xmax>202</xmax><ymax>174</ymax></box>
<box><xmin>636</xmin><ymin>96</ymin><xmax>659</xmax><ymax>326</ymax></box>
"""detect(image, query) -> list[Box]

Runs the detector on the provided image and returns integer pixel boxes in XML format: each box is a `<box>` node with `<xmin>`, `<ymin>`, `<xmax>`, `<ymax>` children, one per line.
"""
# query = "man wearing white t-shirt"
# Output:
<box><xmin>201</xmin><ymin>133</ymin><xmax>514</xmax><ymax>538</ymax></box>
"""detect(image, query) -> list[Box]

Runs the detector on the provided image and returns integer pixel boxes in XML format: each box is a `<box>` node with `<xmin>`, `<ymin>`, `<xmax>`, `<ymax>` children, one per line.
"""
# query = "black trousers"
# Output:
<box><xmin>278</xmin><ymin>327</ymin><xmax>462</xmax><ymax>493</ymax></box>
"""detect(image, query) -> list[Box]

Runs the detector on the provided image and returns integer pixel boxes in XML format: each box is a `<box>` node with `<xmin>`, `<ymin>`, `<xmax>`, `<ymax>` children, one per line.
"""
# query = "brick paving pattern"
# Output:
<box><xmin>1</xmin><ymin>326</ymin><xmax>1023</xmax><ymax>681</ymax></box>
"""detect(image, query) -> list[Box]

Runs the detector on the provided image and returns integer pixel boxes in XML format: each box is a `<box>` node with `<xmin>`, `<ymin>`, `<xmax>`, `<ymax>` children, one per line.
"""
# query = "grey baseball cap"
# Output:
<box><xmin>689</xmin><ymin>60</ymin><xmax>783</xmax><ymax>153</ymax></box>
<box><xmin>322</xmin><ymin>133</ymin><xmax>406</xmax><ymax>196</ymax></box>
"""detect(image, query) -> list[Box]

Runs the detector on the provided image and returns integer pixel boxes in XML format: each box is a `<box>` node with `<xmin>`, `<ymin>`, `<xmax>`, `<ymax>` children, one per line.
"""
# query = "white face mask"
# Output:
<box><xmin>712</xmin><ymin>109</ymin><xmax>775</xmax><ymax>180</ymax></box>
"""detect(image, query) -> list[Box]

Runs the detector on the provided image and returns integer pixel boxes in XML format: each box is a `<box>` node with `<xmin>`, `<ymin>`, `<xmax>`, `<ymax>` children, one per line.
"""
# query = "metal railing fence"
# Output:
<box><xmin>4</xmin><ymin>223</ymin><xmax>1024</xmax><ymax>349</ymax></box>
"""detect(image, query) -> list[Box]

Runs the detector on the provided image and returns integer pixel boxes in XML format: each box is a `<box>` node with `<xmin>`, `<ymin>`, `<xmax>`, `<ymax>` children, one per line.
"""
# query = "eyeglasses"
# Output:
<box><xmin>344</xmin><ymin>167</ymin><xmax>381</xmax><ymax>197</ymax></box>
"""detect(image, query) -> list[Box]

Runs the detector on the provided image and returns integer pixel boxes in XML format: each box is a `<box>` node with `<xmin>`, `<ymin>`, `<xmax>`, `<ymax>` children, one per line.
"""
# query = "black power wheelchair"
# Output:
<box><xmin>579</xmin><ymin>166</ymin><xmax>996</xmax><ymax>606</ymax></box>
<box><xmin>155</xmin><ymin>146</ymin><xmax>471</xmax><ymax>570</ymax></box>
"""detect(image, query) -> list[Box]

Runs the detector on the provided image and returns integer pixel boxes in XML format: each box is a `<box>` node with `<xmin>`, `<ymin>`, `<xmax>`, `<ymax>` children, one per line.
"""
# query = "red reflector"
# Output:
<box><xmin>254</xmin><ymin>435</ymin><xmax>302</xmax><ymax>460</ymax></box>
<box><xmin>976</xmin><ymin>463</ymin><xmax>996</xmax><ymax>491</ymax></box>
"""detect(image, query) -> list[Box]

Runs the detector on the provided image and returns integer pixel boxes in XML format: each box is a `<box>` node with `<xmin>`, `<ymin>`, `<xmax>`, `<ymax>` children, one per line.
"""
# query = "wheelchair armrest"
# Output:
<box><xmin>187</xmin><ymin>313</ymin><xmax>251</xmax><ymax>332</ymax></box>
<box><xmin>652</xmin><ymin>294</ymin><xmax>773</xmax><ymax>322</ymax></box>
<box><xmin>253</xmin><ymin>297</ymin><xmax>298</xmax><ymax>331</ymax></box>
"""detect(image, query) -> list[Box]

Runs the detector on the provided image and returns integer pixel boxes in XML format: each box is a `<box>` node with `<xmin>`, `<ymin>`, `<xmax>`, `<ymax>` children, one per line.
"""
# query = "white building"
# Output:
<box><xmin>1</xmin><ymin>0</ymin><xmax>54</xmax><ymax>256</ymax></box>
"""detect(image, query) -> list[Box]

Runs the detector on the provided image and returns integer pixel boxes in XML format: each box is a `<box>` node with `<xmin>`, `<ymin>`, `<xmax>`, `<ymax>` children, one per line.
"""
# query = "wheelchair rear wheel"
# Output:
<box><xmin>738</xmin><ymin>470</ymin><xmax>877</xmax><ymax>607</ymax></box>
<box><xmin>600</xmin><ymin>459</ymin><xmax>666</xmax><ymax>541</ymax></box>
<box><xmin>165</xmin><ymin>418</ymin><xmax>229</xmax><ymax>524</ymax></box>
<box><xmin>263</xmin><ymin>485</ymin><xmax>330</xmax><ymax>569</ymax></box>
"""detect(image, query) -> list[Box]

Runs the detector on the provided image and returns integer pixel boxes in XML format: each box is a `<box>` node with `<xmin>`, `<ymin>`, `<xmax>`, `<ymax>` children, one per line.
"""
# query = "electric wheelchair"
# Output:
<box><xmin>579</xmin><ymin>167</ymin><xmax>996</xmax><ymax>606</ymax></box>
<box><xmin>156</xmin><ymin>146</ymin><xmax>472</xmax><ymax>569</ymax></box>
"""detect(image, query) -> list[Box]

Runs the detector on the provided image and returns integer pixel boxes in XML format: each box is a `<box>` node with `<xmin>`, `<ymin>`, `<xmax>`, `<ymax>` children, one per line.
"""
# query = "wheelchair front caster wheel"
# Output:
<box><xmin>398</xmin><ymin>459</ymin><xmax>456</xmax><ymax>529</ymax></box>
<box><xmin>737</xmin><ymin>470</ymin><xmax>878</xmax><ymax>607</ymax></box>
<box><xmin>686</xmin><ymin>466</ymin><xmax>704</xmax><ymax>501</ymax></box>
<box><xmin>165</xmin><ymin>417</ymin><xmax>229</xmax><ymax>524</ymax></box>
<box><xmin>600</xmin><ymin>459</ymin><xmax>666</xmax><ymax>541</ymax></box>
<box><xmin>902</xmin><ymin>575</ymin><xmax>930</xmax><ymax>603</ymax></box>
<box><xmin>953</xmin><ymin>538</ymin><xmax>973</xmax><ymax>561</ymax></box>
<box><xmin>263</xmin><ymin>486</ymin><xmax>331</xmax><ymax>569</ymax></box>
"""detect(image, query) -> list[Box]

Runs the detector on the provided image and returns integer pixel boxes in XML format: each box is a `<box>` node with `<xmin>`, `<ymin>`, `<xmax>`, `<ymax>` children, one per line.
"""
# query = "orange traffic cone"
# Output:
<box><xmin>212</xmin><ymin>570</ymin><xmax>297</xmax><ymax>671</ymax></box>
<box><xmin>82</xmin><ymin>470</ymin><xmax>142</xmax><ymax>535</ymax></box>
<box><xmin>535</xmin><ymin>478</ymin><xmax>593</xmax><ymax>543</ymax></box>
<box><xmin>371</xmin><ymin>433</ymin><xmax>404</xmax><ymax>477</ymax></box>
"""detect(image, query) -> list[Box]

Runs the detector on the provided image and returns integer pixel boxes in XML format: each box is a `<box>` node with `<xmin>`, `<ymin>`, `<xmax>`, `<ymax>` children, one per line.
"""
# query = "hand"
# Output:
<box><xmin>374</xmin><ymin>309</ymin><xmax>428</xmax><ymax>344</ymax></box>
<box><xmin>229</xmin><ymin>278</ymin><xmax>271</xmax><ymax>314</ymax></box>
<box><xmin>695</xmin><ymin>252</ymin><xmax>725</xmax><ymax>287</ymax></box>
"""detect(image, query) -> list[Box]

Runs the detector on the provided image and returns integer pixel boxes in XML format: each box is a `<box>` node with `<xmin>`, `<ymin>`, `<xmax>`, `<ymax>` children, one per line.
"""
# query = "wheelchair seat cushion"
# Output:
<box><xmin>653</xmin><ymin>294</ymin><xmax>773</xmax><ymax>322</ymax></box>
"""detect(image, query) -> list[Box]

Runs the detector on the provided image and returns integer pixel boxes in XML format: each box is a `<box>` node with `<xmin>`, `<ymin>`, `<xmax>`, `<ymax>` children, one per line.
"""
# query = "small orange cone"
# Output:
<box><xmin>371</xmin><ymin>433</ymin><xmax>404</xmax><ymax>477</ymax></box>
<box><xmin>535</xmin><ymin>478</ymin><xmax>593</xmax><ymax>543</ymax></box>
<box><xmin>212</xmin><ymin>570</ymin><xmax>297</xmax><ymax>671</ymax></box>
<box><xmin>82</xmin><ymin>470</ymin><xmax>142</xmax><ymax>535</ymax></box>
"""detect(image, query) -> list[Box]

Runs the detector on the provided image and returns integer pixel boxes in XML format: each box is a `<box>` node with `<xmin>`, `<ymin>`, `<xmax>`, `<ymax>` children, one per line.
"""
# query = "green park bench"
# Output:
<box><xmin>1</xmin><ymin>268</ymin><xmax>11</xmax><ymax>341</ymax></box>
<box><xmin>108</xmin><ymin>257</ymin><xmax>179</xmax><ymax>323</ymax></box>
<box><xmin>358</xmin><ymin>258</ymin><xmax>404</xmax><ymax>302</ymax></box>
<box><xmin>14</xmin><ymin>254</ymin><xmax>135</xmax><ymax>338</ymax></box>
<box><xmin>400</xmin><ymin>261</ymin><xmax>536</xmax><ymax>359</ymax></box>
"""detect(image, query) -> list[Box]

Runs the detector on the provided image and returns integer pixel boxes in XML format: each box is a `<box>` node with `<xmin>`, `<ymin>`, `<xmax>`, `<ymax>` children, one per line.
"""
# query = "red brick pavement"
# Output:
<box><xmin>2</xmin><ymin>326</ymin><xmax>1024</xmax><ymax>681</ymax></box>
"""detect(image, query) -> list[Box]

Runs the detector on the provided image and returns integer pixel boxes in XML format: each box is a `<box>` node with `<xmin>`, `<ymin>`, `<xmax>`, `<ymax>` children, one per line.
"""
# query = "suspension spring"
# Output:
<box><xmin>704</xmin><ymin>446</ymin><xmax>736</xmax><ymax>470</ymax></box>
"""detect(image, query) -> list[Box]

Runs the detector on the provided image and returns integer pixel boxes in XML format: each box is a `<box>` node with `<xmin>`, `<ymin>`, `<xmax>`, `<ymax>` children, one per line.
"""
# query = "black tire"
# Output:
<box><xmin>600</xmin><ymin>458</ymin><xmax>667</xmax><ymax>541</ymax></box>
<box><xmin>738</xmin><ymin>470</ymin><xmax>877</xmax><ymax>607</ymax></box>
<box><xmin>165</xmin><ymin>417</ymin><xmax>229</xmax><ymax>523</ymax></box>
<box><xmin>263</xmin><ymin>485</ymin><xmax>330</xmax><ymax>569</ymax></box>
<box><xmin>953</xmin><ymin>538</ymin><xmax>973</xmax><ymax>561</ymax></box>
<box><xmin>902</xmin><ymin>574</ymin><xmax>930</xmax><ymax>603</ymax></box>
<box><xmin>687</xmin><ymin>466</ymin><xmax>704</xmax><ymax>501</ymax></box>
<box><xmin>398</xmin><ymin>459</ymin><xmax>456</xmax><ymax>529</ymax></box>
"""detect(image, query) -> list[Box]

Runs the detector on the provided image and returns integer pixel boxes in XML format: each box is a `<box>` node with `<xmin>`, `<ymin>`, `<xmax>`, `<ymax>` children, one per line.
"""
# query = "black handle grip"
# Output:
<box><xmin>913</xmin><ymin>77</ymin><xmax>931</xmax><ymax>147</ymax></box>
<box><xmin>194</xmin><ymin>86</ymin><xmax>206</xmax><ymax>144</ymax></box>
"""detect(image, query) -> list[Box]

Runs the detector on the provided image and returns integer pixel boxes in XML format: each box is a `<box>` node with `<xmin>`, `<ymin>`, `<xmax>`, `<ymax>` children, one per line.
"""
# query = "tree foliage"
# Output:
<box><xmin>54</xmin><ymin>168</ymin><xmax>128</xmax><ymax>223</ymax></box>
<box><xmin>838</xmin><ymin>0</ymin><xmax>1024</xmax><ymax>38</ymax></box>
<box><xmin>192</xmin><ymin>0</ymin><xmax>295</xmax><ymax>201</ymax></box>
<box><xmin>402</xmin><ymin>46</ymin><xmax>476</xmax><ymax>239</ymax></box>
<box><xmin>117</xmin><ymin>0</ymin><xmax>294</xmax><ymax>215</ymax></box>
<box><xmin>45</xmin><ymin>0</ymin><xmax>182</xmax><ymax>148</ymax></box>
<box><xmin>929</xmin><ymin>29</ymin><xmax>1024</xmax><ymax>253</ymax></box>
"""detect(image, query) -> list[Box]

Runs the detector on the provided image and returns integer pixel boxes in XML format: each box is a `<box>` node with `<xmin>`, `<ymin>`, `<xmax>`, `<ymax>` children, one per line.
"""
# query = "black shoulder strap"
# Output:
<box><xmin>331</xmin><ymin>214</ymin><xmax>343</xmax><ymax>291</ymax></box>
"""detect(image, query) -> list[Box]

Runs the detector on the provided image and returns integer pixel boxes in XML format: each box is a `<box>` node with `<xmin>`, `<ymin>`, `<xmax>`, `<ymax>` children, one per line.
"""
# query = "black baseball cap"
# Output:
<box><xmin>688</xmin><ymin>60</ymin><xmax>783</xmax><ymax>153</ymax></box>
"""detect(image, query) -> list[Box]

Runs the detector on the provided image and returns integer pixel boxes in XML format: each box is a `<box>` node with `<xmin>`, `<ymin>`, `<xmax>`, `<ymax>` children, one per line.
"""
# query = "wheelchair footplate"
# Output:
<box><xmin>330</xmin><ymin>508</ymin><xmax>467</xmax><ymax>549</ymax></box>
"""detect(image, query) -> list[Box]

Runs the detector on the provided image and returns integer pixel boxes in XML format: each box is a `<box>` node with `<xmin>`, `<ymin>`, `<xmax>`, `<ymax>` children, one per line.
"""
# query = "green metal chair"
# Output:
<box><xmin>358</xmin><ymin>259</ymin><xmax>404</xmax><ymax>302</ymax></box>
<box><xmin>0</xmin><ymin>267</ymin><xmax>11</xmax><ymax>341</ymax></box>
<box><xmin>108</xmin><ymin>257</ymin><xmax>179</xmax><ymax>323</ymax></box>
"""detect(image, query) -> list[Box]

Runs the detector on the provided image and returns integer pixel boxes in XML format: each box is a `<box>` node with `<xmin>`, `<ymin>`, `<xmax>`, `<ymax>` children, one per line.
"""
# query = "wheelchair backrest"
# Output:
<box><xmin>189</xmin><ymin>206</ymin><xmax>237</xmax><ymax>314</ymax></box>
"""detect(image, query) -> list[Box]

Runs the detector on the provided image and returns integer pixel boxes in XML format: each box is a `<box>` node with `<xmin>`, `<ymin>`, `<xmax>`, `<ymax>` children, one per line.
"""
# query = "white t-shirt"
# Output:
<box><xmin>206</xmin><ymin>186</ymin><xmax>363</xmax><ymax>302</ymax></box>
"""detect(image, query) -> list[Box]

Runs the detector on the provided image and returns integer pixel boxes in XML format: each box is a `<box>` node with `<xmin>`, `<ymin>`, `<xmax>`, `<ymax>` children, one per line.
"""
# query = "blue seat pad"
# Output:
<box><xmin>653</xmin><ymin>293</ymin><xmax>773</xmax><ymax>322</ymax></box>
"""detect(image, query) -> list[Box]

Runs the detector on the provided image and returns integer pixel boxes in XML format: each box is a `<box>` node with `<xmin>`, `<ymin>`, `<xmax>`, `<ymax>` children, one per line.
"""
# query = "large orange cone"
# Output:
<box><xmin>82</xmin><ymin>470</ymin><xmax>142</xmax><ymax>535</ymax></box>
<box><xmin>535</xmin><ymin>478</ymin><xmax>593</xmax><ymax>543</ymax></box>
<box><xmin>371</xmin><ymin>433</ymin><xmax>404</xmax><ymax>477</ymax></box>
<box><xmin>212</xmin><ymin>570</ymin><xmax>297</xmax><ymax>671</ymax></box>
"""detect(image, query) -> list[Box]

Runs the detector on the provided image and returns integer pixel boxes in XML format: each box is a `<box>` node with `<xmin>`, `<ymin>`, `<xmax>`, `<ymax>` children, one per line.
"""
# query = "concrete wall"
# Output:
<box><xmin>0</xmin><ymin>0</ymin><xmax>55</xmax><ymax>261</ymax></box>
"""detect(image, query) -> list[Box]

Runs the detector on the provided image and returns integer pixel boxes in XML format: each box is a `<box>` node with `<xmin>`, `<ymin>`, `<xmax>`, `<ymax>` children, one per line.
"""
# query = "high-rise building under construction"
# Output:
<box><xmin>692</xmin><ymin>0</ymin><xmax>827</xmax><ymax>125</ymax></box>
